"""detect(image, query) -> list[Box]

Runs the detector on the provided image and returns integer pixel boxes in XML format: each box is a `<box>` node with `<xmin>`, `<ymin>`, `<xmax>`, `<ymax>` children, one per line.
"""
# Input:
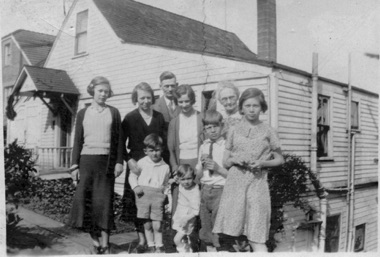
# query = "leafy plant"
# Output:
<box><xmin>4</xmin><ymin>139</ymin><xmax>37</xmax><ymax>202</ymax></box>
<box><xmin>267</xmin><ymin>154</ymin><xmax>316</xmax><ymax>252</ymax></box>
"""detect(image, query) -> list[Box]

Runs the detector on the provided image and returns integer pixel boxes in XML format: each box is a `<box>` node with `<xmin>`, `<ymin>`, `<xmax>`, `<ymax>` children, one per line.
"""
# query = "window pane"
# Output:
<box><xmin>325</xmin><ymin>215</ymin><xmax>340</xmax><ymax>252</ymax></box>
<box><xmin>76</xmin><ymin>11</ymin><xmax>88</xmax><ymax>33</ymax></box>
<box><xmin>351</xmin><ymin>101</ymin><xmax>359</xmax><ymax>129</ymax></box>
<box><xmin>354</xmin><ymin>224</ymin><xmax>365</xmax><ymax>252</ymax></box>
<box><xmin>76</xmin><ymin>33</ymin><xmax>87</xmax><ymax>54</ymax></box>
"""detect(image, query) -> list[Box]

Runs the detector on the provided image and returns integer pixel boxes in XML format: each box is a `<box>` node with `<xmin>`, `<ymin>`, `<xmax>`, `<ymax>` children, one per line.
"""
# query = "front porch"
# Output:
<box><xmin>33</xmin><ymin>146</ymin><xmax>72</xmax><ymax>176</ymax></box>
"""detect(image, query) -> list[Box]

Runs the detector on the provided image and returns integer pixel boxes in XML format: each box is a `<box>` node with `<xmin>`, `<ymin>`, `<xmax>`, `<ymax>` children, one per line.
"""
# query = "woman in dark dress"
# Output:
<box><xmin>68</xmin><ymin>76</ymin><xmax>124</xmax><ymax>254</ymax></box>
<box><xmin>121</xmin><ymin>82</ymin><xmax>167</xmax><ymax>253</ymax></box>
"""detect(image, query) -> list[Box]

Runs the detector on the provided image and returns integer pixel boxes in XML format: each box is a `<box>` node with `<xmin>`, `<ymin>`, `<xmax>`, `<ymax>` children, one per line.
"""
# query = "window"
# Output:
<box><xmin>354</xmin><ymin>224</ymin><xmax>365</xmax><ymax>252</ymax></box>
<box><xmin>75</xmin><ymin>10</ymin><xmax>88</xmax><ymax>55</ymax></box>
<box><xmin>202</xmin><ymin>90</ymin><xmax>214</xmax><ymax>112</ymax></box>
<box><xmin>317</xmin><ymin>95</ymin><xmax>331</xmax><ymax>158</ymax></box>
<box><xmin>4</xmin><ymin>43</ymin><xmax>11</xmax><ymax>65</ymax></box>
<box><xmin>351</xmin><ymin>101</ymin><xmax>359</xmax><ymax>130</ymax></box>
<box><xmin>325</xmin><ymin>215</ymin><xmax>340</xmax><ymax>252</ymax></box>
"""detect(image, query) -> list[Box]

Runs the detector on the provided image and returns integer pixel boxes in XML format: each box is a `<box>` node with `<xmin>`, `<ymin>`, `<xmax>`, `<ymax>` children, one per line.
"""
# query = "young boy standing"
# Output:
<box><xmin>129</xmin><ymin>133</ymin><xmax>170</xmax><ymax>253</ymax></box>
<box><xmin>195</xmin><ymin>110</ymin><xmax>228</xmax><ymax>251</ymax></box>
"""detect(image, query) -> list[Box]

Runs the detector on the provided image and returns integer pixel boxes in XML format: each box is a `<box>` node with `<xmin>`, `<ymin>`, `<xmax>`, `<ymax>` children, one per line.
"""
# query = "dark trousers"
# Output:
<box><xmin>199</xmin><ymin>185</ymin><xmax>223</xmax><ymax>247</ymax></box>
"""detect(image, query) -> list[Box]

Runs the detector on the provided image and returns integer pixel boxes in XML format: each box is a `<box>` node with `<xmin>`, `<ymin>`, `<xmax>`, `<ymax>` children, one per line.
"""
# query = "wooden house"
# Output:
<box><xmin>2</xmin><ymin>29</ymin><xmax>55</xmax><ymax>142</ymax></box>
<box><xmin>7</xmin><ymin>0</ymin><xmax>377</xmax><ymax>252</ymax></box>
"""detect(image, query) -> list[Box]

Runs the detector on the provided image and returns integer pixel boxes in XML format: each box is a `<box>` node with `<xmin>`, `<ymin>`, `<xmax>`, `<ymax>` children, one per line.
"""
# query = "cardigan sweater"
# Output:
<box><xmin>71</xmin><ymin>105</ymin><xmax>124</xmax><ymax>174</ymax></box>
<box><xmin>167</xmin><ymin>111</ymin><xmax>203</xmax><ymax>171</ymax></box>
<box><xmin>122</xmin><ymin>108</ymin><xmax>167</xmax><ymax>162</ymax></box>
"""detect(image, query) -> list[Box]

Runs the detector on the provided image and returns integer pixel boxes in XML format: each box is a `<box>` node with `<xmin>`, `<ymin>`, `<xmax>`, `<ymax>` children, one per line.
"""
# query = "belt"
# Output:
<box><xmin>201</xmin><ymin>184</ymin><xmax>224</xmax><ymax>189</ymax></box>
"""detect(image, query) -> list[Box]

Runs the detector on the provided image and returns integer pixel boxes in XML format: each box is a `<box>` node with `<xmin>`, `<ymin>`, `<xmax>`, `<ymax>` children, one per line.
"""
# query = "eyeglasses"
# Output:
<box><xmin>220</xmin><ymin>95</ymin><xmax>237</xmax><ymax>103</ymax></box>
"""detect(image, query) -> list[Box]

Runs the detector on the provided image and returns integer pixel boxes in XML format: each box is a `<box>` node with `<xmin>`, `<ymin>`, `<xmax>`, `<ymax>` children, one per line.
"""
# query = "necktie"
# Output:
<box><xmin>209</xmin><ymin>141</ymin><xmax>214</xmax><ymax>175</ymax></box>
<box><xmin>169</xmin><ymin>100</ymin><xmax>174</xmax><ymax>111</ymax></box>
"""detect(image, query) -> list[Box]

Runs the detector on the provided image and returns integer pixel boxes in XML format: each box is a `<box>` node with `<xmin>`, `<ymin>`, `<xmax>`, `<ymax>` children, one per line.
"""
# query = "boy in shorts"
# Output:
<box><xmin>129</xmin><ymin>133</ymin><xmax>170</xmax><ymax>253</ymax></box>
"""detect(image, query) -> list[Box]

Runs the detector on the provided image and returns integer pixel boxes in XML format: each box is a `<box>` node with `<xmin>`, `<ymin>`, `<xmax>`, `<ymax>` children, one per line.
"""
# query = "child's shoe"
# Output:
<box><xmin>146</xmin><ymin>246</ymin><xmax>156</xmax><ymax>253</ymax></box>
<box><xmin>155</xmin><ymin>246</ymin><xmax>166</xmax><ymax>253</ymax></box>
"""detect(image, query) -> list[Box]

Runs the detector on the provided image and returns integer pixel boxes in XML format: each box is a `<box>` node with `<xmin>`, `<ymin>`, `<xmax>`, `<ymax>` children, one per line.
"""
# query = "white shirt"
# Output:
<box><xmin>128</xmin><ymin>156</ymin><xmax>170</xmax><ymax>193</ymax></box>
<box><xmin>196</xmin><ymin>137</ymin><xmax>226</xmax><ymax>186</ymax></box>
<box><xmin>179</xmin><ymin>112</ymin><xmax>198</xmax><ymax>159</ymax></box>
<box><xmin>164</xmin><ymin>96</ymin><xmax>175</xmax><ymax>111</ymax></box>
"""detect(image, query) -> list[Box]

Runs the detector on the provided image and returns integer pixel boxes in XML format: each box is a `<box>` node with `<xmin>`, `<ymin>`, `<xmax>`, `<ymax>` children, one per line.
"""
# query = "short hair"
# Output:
<box><xmin>214</xmin><ymin>81</ymin><xmax>240</xmax><ymax>102</ymax></box>
<box><xmin>87</xmin><ymin>76</ymin><xmax>113</xmax><ymax>97</ymax></box>
<box><xmin>159</xmin><ymin>71</ymin><xmax>176</xmax><ymax>82</ymax></box>
<box><xmin>173</xmin><ymin>84</ymin><xmax>196</xmax><ymax>105</ymax></box>
<box><xmin>202</xmin><ymin>110</ymin><xmax>223</xmax><ymax>126</ymax></box>
<box><xmin>238</xmin><ymin>88</ymin><xmax>268</xmax><ymax>114</ymax></box>
<box><xmin>143</xmin><ymin>133</ymin><xmax>163</xmax><ymax>149</ymax></box>
<box><xmin>131</xmin><ymin>82</ymin><xmax>156</xmax><ymax>105</ymax></box>
<box><xmin>177</xmin><ymin>164</ymin><xmax>195</xmax><ymax>179</ymax></box>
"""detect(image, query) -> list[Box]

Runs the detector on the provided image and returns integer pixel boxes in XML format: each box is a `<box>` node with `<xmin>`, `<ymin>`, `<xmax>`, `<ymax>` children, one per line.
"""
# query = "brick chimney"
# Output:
<box><xmin>257</xmin><ymin>0</ymin><xmax>277</xmax><ymax>62</ymax></box>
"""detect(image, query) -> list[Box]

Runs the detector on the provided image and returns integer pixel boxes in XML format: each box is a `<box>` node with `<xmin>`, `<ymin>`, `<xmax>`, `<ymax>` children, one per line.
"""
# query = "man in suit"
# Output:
<box><xmin>153</xmin><ymin>71</ymin><xmax>180</xmax><ymax>127</ymax></box>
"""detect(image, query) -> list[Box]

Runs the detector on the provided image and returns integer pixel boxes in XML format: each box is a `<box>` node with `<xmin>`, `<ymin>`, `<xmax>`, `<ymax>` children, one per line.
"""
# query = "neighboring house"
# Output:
<box><xmin>7</xmin><ymin>0</ymin><xmax>377</xmax><ymax>252</ymax></box>
<box><xmin>2</xmin><ymin>29</ymin><xmax>56</xmax><ymax>143</ymax></box>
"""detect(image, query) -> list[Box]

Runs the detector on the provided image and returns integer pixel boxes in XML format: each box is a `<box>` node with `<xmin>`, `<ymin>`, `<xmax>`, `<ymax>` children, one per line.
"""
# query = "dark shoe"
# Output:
<box><xmin>146</xmin><ymin>246</ymin><xmax>156</xmax><ymax>253</ymax></box>
<box><xmin>133</xmin><ymin>244</ymin><xmax>146</xmax><ymax>254</ymax></box>
<box><xmin>98</xmin><ymin>246</ymin><xmax>110</xmax><ymax>254</ymax></box>
<box><xmin>93</xmin><ymin>245</ymin><xmax>101</xmax><ymax>254</ymax></box>
<box><xmin>155</xmin><ymin>246</ymin><xmax>165</xmax><ymax>253</ymax></box>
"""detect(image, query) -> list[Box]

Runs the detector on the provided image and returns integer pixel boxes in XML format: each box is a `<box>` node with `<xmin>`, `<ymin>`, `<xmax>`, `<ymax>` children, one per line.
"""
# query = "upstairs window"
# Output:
<box><xmin>75</xmin><ymin>10</ymin><xmax>88</xmax><ymax>55</ymax></box>
<box><xmin>4</xmin><ymin>43</ymin><xmax>11</xmax><ymax>65</ymax></box>
<box><xmin>317</xmin><ymin>95</ymin><xmax>331</xmax><ymax>158</ymax></box>
<box><xmin>351</xmin><ymin>101</ymin><xmax>359</xmax><ymax>130</ymax></box>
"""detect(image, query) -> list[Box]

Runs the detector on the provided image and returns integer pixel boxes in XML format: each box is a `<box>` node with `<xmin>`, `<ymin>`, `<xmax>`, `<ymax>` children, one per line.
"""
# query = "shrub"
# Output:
<box><xmin>4</xmin><ymin>140</ymin><xmax>37</xmax><ymax>202</ymax></box>
<box><xmin>267</xmin><ymin>154</ymin><xmax>313</xmax><ymax>252</ymax></box>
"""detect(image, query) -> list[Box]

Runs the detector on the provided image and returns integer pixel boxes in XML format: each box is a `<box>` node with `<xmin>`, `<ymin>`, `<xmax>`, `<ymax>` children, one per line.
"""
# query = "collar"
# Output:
<box><xmin>204</xmin><ymin>137</ymin><xmax>224</xmax><ymax>146</ymax></box>
<box><xmin>143</xmin><ymin>155</ymin><xmax>166</xmax><ymax>166</ymax></box>
<box><xmin>163</xmin><ymin>96</ymin><xmax>173</xmax><ymax>106</ymax></box>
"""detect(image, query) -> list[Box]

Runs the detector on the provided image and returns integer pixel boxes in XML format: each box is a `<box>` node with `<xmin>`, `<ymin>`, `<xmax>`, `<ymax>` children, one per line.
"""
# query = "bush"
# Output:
<box><xmin>4</xmin><ymin>140</ymin><xmax>37</xmax><ymax>202</ymax></box>
<box><xmin>267</xmin><ymin>154</ymin><xmax>313</xmax><ymax>252</ymax></box>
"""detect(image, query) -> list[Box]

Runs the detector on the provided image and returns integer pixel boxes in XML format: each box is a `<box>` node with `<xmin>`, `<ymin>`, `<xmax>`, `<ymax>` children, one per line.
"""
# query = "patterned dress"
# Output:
<box><xmin>212</xmin><ymin>120</ymin><xmax>281</xmax><ymax>243</ymax></box>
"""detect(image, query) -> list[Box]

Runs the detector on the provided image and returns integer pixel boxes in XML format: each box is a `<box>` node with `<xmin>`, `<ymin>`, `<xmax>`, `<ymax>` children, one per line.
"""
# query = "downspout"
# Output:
<box><xmin>311</xmin><ymin>53</ymin><xmax>327</xmax><ymax>252</ymax></box>
<box><xmin>345</xmin><ymin>54</ymin><xmax>354</xmax><ymax>251</ymax></box>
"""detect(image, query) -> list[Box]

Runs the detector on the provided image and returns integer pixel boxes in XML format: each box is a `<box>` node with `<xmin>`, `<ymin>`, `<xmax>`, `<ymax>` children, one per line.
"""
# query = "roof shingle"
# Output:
<box><xmin>93</xmin><ymin>0</ymin><xmax>257</xmax><ymax>62</ymax></box>
<box><xmin>24</xmin><ymin>65</ymin><xmax>79</xmax><ymax>95</ymax></box>
<box><xmin>12</xmin><ymin>30</ymin><xmax>55</xmax><ymax>66</ymax></box>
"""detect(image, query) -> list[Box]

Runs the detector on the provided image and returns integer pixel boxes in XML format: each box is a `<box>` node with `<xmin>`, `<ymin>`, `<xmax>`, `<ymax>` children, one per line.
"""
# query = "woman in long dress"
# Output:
<box><xmin>213</xmin><ymin>88</ymin><xmax>284</xmax><ymax>252</ymax></box>
<box><xmin>68</xmin><ymin>76</ymin><xmax>124</xmax><ymax>254</ymax></box>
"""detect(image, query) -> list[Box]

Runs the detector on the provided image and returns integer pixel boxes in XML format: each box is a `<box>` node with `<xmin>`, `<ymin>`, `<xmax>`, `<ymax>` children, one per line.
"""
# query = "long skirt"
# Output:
<box><xmin>68</xmin><ymin>155</ymin><xmax>115</xmax><ymax>232</ymax></box>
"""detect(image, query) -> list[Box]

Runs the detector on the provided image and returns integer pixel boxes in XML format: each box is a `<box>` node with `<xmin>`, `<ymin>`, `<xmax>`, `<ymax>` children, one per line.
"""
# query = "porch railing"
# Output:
<box><xmin>36</xmin><ymin>147</ymin><xmax>72</xmax><ymax>173</ymax></box>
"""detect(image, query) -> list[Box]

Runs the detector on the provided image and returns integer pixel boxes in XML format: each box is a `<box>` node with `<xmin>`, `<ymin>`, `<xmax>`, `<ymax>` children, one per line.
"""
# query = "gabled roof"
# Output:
<box><xmin>14</xmin><ymin>65</ymin><xmax>79</xmax><ymax>96</ymax></box>
<box><xmin>93</xmin><ymin>0</ymin><xmax>257</xmax><ymax>62</ymax></box>
<box><xmin>5</xmin><ymin>29</ymin><xmax>56</xmax><ymax>66</ymax></box>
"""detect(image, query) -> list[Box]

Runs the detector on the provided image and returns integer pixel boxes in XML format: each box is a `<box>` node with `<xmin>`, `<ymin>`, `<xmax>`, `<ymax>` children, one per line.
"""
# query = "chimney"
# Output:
<box><xmin>257</xmin><ymin>0</ymin><xmax>277</xmax><ymax>62</ymax></box>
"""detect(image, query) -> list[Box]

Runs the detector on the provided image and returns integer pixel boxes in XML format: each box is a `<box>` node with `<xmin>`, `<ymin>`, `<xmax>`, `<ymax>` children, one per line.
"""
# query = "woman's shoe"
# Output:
<box><xmin>98</xmin><ymin>246</ymin><xmax>110</xmax><ymax>254</ymax></box>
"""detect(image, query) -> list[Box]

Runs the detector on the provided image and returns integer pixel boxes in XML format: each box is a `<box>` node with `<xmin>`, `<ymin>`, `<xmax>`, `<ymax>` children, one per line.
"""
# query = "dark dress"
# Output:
<box><xmin>121</xmin><ymin>108</ymin><xmax>167</xmax><ymax>222</ymax></box>
<box><xmin>68</xmin><ymin>105</ymin><xmax>124</xmax><ymax>232</ymax></box>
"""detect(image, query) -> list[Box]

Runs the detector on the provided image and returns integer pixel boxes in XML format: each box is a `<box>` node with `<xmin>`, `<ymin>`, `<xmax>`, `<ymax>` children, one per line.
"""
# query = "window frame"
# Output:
<box><xmin>325</xmin><ymin>214</ymin><xmax>341</xmax><ymax>252</ymax></box>
<box><xmin>354</xmin><ymin>223</ymin><xmax>366</xmax><ymax>252</ymax></box>
<box><xmin>317</xmin><ymin>94</ymin><xmax>334</xmax><ymax>161</ymax></box>
<box><xmin>351</xmin><ymin>100</ymin><xmax>360</xmax><ymax>131</ymax></box>
<box><xmin>4</xmin><ymin>43</ymin><xmax>11</xmax><ymax>66</ymax></box>
<box><xmin>74</xmin><ymin>10</ymin><xmax>89</xmax><ymax>56</ymax></box>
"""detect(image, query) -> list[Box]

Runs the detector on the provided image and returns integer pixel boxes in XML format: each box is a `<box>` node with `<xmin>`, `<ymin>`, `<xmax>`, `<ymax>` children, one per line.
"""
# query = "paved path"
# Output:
<box><xmin>7</xmin><ymin>206</ymin><xmax>138</xmax><ymax>255</ymax></box>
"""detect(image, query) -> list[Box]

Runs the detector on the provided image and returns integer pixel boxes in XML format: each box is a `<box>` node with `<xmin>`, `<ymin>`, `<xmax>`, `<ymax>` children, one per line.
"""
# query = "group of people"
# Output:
<box><xmin>67</xmin><ymin>71</ymin><xmax>284</xmax><ymax>254</ymax></box>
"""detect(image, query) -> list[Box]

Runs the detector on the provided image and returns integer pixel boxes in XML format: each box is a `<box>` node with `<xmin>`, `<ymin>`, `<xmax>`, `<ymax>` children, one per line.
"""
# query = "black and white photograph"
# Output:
<box><xmin>1</xmin><ymin>0</ymin><xmax>378</xmax><ymax>255</ymax></box>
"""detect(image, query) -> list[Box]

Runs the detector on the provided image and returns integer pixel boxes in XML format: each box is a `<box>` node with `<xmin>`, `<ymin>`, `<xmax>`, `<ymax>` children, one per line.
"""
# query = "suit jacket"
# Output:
<box><xmin>153</xmin><ymin>96</ymin><xmax>180</xmax><ymax>126</ymax></box>
<box><xmin>167</xmin><ymin>111</ymin><xmax>203</xmax><ymax>171</ymax></box>
<box><xmin>71</xmin><ymin>105</ymin><xmax>124</xmax><ymax>174</ymax></box>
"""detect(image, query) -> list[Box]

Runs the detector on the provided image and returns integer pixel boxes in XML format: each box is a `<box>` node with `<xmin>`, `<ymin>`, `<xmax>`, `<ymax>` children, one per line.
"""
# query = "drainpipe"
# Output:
<box><xmin>345</xmin><ymin>53</ymin><xmax>354</xmax><ymax>251</ymax></box>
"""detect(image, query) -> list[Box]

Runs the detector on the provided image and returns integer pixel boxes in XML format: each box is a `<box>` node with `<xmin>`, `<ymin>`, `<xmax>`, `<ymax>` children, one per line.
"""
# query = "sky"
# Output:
<box><xmin>1</xmin><ymin>0</ymin><xmax>378</xmax><ymax>93</ymax></box>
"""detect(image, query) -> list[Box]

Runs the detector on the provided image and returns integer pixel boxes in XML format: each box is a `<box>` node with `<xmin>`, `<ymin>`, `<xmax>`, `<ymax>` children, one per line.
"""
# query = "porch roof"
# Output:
<box><xmin>13</xmin><ymin>65</ymin><xmax>80</xmax><ymax>97</ymax></box>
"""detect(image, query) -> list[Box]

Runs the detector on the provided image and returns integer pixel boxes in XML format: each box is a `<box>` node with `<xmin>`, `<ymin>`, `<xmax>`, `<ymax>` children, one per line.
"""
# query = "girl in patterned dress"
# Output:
<box><xmin>213</xmin><ymin>88</ymin><xmax>284</xmax><ymax>252</ymax></box>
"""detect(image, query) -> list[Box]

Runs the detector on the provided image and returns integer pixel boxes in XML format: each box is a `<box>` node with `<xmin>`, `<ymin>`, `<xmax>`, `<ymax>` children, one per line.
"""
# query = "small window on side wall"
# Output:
<box><xmin>354</xmin><ymin>224</ymin><xmax>365</xmax><ymax>252</ymax></box>
<box><xmin>4</xmin><ymin>43</ymin><xmax>11</xmax><ymax>65</ymax></box>
<box><xmin>317</xmin><ymin>95</ymin><xmax>331</xmax><ymax>158</ymax></box>
<box><xmin>75</xmin><ymin>10</ymin><xmax>88</xmax><ymax>55</ymax></box>
<box><xmin>351</xmin><ymin>101</ymin><xmax>359</xmax><ymax>130</ymax></box>
<box><xmin>325</xmin><ymin>215</ymin><xmax>340</xmax><ymax>252</ymax></box>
